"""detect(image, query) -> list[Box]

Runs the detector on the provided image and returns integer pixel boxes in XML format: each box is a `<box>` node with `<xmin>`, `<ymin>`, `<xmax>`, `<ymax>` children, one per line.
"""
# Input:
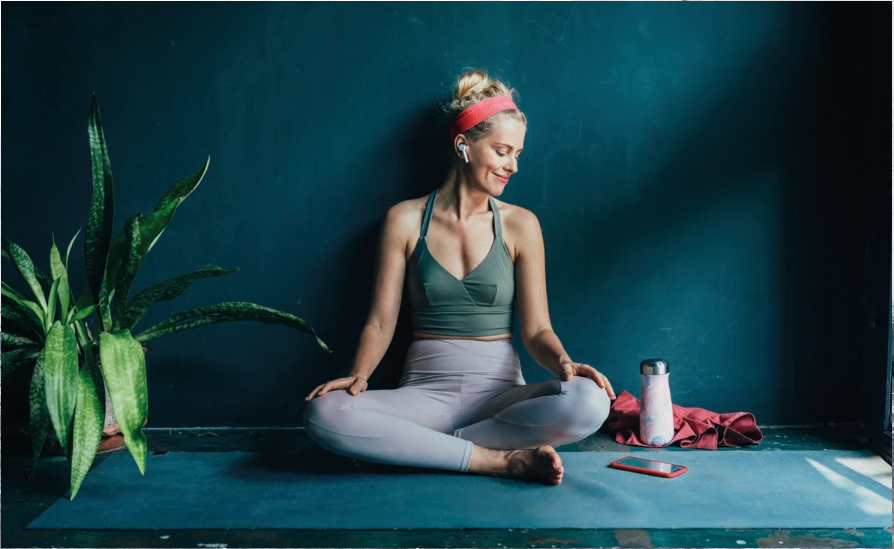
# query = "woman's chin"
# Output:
<box><xmin>488</xmin><ymin>179</ymin><xmax>508</xmax><ymax>193</ymax></box>
<box><xmin>473</xmin><ymin>178</ymin><xmax>507</xmax><ymax>196</ymax></box>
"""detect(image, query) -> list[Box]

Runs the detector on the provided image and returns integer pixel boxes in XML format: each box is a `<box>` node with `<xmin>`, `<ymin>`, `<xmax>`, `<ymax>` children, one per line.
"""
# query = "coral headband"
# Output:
<box><xmin>450</xmin><ymin>95</ymin><xmax>518</xmax><ymax>139</ymax></box>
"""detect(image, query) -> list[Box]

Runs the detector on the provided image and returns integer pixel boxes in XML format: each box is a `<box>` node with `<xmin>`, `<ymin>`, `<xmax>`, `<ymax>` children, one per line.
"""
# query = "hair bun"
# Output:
<box><xmin>453</xmin><ymin>70</ymin><xmax>491</xmax><ymax>102</ymax></box>
<box><xmin>448</xmin><ymin>69</ymin><xmax>516</xmax><ymax>115</ymax></box>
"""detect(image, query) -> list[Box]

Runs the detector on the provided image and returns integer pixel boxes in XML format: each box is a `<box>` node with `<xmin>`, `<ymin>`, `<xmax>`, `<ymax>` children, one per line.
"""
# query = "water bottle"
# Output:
<box><xmin>640</xmin><ymin>359</ymin><xmax>674</xmax><ymax>446</ymax></box>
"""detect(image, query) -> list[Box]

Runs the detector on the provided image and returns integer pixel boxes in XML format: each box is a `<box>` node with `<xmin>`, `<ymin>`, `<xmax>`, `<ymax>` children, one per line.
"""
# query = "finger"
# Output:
<box><xmin>348</xmin><ymin>379</ymin><xmax>364</xmax><ymax>396</ymax></box>
<box><xmin>306</xmin><ymin>384</ymin><xmax>324</xmax><ymax>401</ymax></box>
<box><xmin>604</xmin><ymin>379</ymin><xmax>617</xmax><ymax>400</ymax></box>
<box><xmin>591</xmin><ymin>371</ymin><xmax>615</xmax><ymax>399</ymax></box>
<box><xmin>580</xmin><ymin>365</ymin><xmax>603</xmax><ymax>387</ymax></box>
<box><xmin>319</xmin><ymin>382</ymin><xmax>335</xmax><ymax>396</ymax></box>
<box><xmin>307</xmin><ymin>384</ymin><xmax>325</xmax><ymax>400</ymax></box>
<box><xmin>560</xmin><ymin>363</ymin><xmax>574</xmax><ymax>381</ymax></box>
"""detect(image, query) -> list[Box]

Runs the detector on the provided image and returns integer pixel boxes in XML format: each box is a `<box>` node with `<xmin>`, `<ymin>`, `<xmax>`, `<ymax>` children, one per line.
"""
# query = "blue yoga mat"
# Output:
<box><xmin>28</xmin><ymin>449</ymin><xmax>891</xmax><ymax>529</ymax></box>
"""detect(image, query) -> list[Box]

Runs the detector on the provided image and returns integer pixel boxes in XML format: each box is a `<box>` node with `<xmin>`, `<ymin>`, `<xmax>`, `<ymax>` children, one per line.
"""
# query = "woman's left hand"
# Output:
<box><xmin>558</xmin><ymin>361</ymin><xmax>616</xmax><ymax>400</ymax></box>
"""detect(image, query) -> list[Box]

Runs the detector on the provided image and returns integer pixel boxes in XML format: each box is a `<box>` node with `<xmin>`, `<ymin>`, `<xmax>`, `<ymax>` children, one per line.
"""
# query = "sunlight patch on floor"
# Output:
<box><xmin>806</xmin><ymin>457</ymin><xmax>891</xmax><ymax>516</ymax></box>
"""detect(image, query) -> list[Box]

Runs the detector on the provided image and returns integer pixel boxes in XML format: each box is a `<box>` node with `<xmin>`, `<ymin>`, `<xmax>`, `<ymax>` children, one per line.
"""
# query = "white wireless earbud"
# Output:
<box><xmin>458</xmin><ymin>143</ymin><xmax>469</xmax><ymax>163</ymax></box>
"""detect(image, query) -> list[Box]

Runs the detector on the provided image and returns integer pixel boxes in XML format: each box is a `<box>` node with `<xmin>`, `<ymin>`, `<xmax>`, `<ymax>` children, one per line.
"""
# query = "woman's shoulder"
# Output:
<box><xmin>492</xmin><ymin>198</ymin><xmax>541</xmax><ymax>235</ymax></box>
<box><xmin>383</xmin><ymin>195</ymin><xmax>429</xmax><ymax>236</ymax></box>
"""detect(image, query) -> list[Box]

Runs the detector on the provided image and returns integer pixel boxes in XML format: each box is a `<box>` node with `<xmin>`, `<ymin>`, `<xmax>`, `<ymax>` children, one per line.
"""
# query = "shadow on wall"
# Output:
<box><xmin>147</xmin><ymin>352</ymin><xmax>300</xmax><ymax>427</ymax></box>
<box><xmin>565</xmin><ymin>11</ymin><xmax>862</xmax><ymax>422</ymax></box>
<box><xmin>301</xmin><ymin>100</ymin><xmax>452</xmax><ymax>393</ymax></box>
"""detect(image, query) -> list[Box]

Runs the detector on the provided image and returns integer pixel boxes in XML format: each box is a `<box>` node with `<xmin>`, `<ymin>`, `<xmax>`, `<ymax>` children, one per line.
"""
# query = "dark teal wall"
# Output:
<box><xmin>2</xmin><ymin>2</ymin><xmax>889</xmax><ymax>428</ymax></box>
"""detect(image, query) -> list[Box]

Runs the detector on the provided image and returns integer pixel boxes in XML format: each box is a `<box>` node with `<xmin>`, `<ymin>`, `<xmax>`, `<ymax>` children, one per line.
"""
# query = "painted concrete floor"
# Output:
<box><xmin>2</xmin><ymin>425</ymin><xmax>891</xmax><ymax>548</ymax></box>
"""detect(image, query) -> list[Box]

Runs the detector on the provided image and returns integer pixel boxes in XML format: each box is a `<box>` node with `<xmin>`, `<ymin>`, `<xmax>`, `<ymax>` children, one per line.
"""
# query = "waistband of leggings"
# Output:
<box><xmin>404</xmin><ymin>337</ymin><xmax>520</xmax><ymax>377</ymax></box>
<box><xmin>411</xmin><ymin>336</ymin><xmax>514</xmax><ymax>344</ymax></box>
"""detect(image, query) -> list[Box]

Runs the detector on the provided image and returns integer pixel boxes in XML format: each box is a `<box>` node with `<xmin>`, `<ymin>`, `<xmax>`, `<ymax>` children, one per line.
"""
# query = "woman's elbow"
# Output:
<box><xmin>521</xmin><ymin>325</ymin><xmax>552</xmax><ymax>348</ymax></box>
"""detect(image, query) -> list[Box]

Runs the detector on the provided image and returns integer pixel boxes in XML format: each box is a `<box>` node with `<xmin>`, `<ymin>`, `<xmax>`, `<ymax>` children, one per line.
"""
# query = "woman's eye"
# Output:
<box><xmin>496</xmin><ymin>151</ymin><xmax>507</xmax><ymax>157</ymax></box>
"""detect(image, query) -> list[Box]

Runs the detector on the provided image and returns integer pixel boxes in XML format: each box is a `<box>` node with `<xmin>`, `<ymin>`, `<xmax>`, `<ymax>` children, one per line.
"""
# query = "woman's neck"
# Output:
<box><xmin>440</xmin><ymin>165</ymin><xmax>491</xmax><ymax>222</ymax></box>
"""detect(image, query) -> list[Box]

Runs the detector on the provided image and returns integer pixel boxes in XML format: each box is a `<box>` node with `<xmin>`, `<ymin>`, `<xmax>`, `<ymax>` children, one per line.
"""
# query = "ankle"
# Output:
<box><xmin>468</xmin><ymin>445</ymin><xmax>509</xmax><ymax>475</ymax></box>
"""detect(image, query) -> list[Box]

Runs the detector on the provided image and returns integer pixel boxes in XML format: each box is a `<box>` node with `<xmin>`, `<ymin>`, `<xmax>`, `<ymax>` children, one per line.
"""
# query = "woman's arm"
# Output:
<box><xmin>514</xmin><ymin>209</ymin><xmax>616</xmax><ymax>399</ymax></box>
<box><xmin>306</xmin><ymin>203</ymin><xmax>410</xmax><ymax>400</ymax></box>
<box><xmin>348</xmin><ymin>203</ymin><xmax>409</xmax><ymax>380</ymax></box>
<box><xmin>513</xmin><ymin>209</ymin><xmax>570</xmax><ymax>373</ymax></box>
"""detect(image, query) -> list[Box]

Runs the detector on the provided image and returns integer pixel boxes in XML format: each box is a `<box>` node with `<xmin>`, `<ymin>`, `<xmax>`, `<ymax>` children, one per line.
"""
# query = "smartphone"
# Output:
<box><xmin>608</xmin><ymin>456</ymin><xmax>688</xmax><ymax>478</ymax></box>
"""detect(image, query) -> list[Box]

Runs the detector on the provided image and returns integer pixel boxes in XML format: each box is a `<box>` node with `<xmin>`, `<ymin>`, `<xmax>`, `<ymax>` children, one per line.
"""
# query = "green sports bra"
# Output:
<box><xmin>406</xmin><ymin>187</ymin><xmax>515</xmax><ymax>336</ymax></box>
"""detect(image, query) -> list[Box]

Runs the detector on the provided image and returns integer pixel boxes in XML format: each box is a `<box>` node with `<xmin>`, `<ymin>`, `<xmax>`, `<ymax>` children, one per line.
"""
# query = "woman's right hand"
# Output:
<box><xmin>305</xmin><ymin>376</ymin><xmax>368</xmax><ymax>401</ymax></box>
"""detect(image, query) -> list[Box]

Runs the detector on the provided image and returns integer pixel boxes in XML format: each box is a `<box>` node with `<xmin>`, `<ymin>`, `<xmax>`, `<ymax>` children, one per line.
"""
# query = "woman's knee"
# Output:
<box><xmin>560</xmin><ymin>376</ymin><xmax>611</xmax><ymax>438</ymax></box>
<box><xmin>303</xmin><ymin>392</ymin><xmax>352</xmax><ymax>444</ymax></box>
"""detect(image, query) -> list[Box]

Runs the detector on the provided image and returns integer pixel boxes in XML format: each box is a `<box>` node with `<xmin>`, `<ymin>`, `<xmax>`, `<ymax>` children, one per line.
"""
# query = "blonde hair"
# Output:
<box><xmin>444</xmin><ymin>69</ymin><xmax>527</xmax><ymax>142</ymax></box>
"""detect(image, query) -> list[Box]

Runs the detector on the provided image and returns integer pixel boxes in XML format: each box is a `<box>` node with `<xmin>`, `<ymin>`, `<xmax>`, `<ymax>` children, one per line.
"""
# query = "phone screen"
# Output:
<box><xmin>614</xmin><ymin>457</ymin><xmax>685</xmax><ymax>473</ymax></box>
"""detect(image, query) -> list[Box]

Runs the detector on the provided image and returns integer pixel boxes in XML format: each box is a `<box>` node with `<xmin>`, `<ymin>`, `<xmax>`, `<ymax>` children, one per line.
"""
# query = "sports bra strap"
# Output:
<box><xmin>420</xmin><ymin>188</ymin><xmax>438</xmax><ymax>238</ymax></box>
<box><xmin>489</xmin><ymin>196</ymin><xmax>502</xmax><ymax>239</ymax></box>
<box><xmin>421</xmin><ymin>188</ymin><xmax>502</xmax><ymax>239</ymax></box>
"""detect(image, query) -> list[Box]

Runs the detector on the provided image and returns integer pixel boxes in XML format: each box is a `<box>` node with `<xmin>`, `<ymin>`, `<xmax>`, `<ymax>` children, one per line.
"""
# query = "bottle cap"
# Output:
<box><xmin>640</xmin><ymin>359</ymin><xmax>669</xmax><ymax>375</ymax></box>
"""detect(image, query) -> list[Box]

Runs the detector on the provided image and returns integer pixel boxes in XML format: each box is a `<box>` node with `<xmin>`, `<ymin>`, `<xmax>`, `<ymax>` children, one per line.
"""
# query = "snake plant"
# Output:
<box><xmin>1</xmin><ymin>95</ymin><xmax>330</xmax><ymax>499</ymax></box>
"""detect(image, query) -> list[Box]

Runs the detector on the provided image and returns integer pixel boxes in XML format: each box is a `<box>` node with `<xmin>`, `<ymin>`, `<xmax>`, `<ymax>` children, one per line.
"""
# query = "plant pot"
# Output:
<box><xmin>97</xmin><ymin>433</ymin><xmax>126</xmax><ymax>454</ymax></box>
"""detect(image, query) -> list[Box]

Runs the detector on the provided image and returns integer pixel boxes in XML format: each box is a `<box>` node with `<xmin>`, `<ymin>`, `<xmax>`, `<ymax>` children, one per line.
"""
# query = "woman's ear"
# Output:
<box><xmin>456</xmin><ymin>139</ymin><xmax>469</xmax><ymax>163</ymax></box>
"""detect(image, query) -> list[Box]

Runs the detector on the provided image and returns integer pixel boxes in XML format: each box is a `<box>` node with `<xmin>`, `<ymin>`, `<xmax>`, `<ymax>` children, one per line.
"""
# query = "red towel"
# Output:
<box><xmin>604</xmin><ymin>390</ymin><xmax>763</xmax><ymax>450</ymax></box>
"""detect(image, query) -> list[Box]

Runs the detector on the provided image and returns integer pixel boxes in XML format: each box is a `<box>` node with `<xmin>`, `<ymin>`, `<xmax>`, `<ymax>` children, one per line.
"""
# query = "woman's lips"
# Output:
<box><xmin>494</xmin><ymin>173</ymin><xmax>509</xmax><ymax>183</ymax></box>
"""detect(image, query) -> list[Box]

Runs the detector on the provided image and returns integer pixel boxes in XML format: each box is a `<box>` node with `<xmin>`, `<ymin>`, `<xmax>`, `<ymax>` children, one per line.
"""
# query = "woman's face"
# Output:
<box><xmin>461</xmin><ymin>116</ymin><xmax>526</xmax><ymax>195</ymax></box>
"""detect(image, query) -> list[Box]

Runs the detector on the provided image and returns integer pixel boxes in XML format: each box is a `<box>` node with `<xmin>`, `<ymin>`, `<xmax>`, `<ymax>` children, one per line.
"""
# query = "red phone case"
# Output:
<box><xmin>608</xmin><ymin>456</ymin><xmax>689</xmax><ymax>478</ymax></box>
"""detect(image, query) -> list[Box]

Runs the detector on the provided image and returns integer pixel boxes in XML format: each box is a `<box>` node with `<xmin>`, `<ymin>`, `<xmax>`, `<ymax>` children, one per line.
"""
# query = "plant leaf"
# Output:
<box><xmin>43</xmin><ymin>322</ymin><xmax>79</xmax><ymax>458</ymax></box>
<box><xmin>46</xmin><ymin>278</ymin><xmax>61</xmax><ymax>332</ymax></box>
<box><xmin>144</xmin><ymin>157</ymin><xmax>210</xmax><ymax>254</ymax></box>
<box><xmin>50</xmin><ymin>241</ymin><xmax>71</xmax><ymax>319</ymax></box>
<box><xmin>97</xmin><ymin>269</ymin><xmax>113</xmax><ymax>333</ymax></box>
<box><xmin>98</xmin><ymin>330</ymin><xmax>148</xmax><ymax>474</ymax></box>
<box><xmin>2</xmin><ymin>239</ymin><xmax>47</xmax><ymax>313</ymax></box>
<box><xmin>2</xmin><ymin>280</ymin><xmax>29</xmax><ymax>303</ymax></box>
<box><xmin>29</xmin><ymin>356</ymin><xmax>50</xmax><ymax>470</ymax></box>
<box><xmin>2</xmin><ymin>296</ymin><xmax>45</xmax><ymax>334</ymax></box>
<box><xmin>1</xmin><ymin>347</ymin><xmax>41</xmax><ymax>382</ymax></box>
<box><xmin>85</xmin><ymin>94</ymin><xmax>115</xmax><ymax>330</ymax></box>
<box><xmin>50</xmin><ymin>238</ymin><xmax>65</xmax><ymax>282</ymax></box>
<box><xmin>1</xmin><ymin>286</ymin><xmax>47</xmax><ymax>334</ymax></box>
<box><xmin>72</xmin><ymin>319</ymin><xmax>90</xmax><ymax>352</ymax></box>
<box><xmin>57</xmin><ymin>272</ymin><xmax>72</xmax><ymax>325</ymax></box>
<box><xmin>133</xmin><ymin>302</ymin><xmax>330</xmax><ymax>353</ymax></box>
<box><xmin>70</xmin><ymin>344</ymin><xmax>104</xmax><ymax>499</ymax></box>
<box><xmin>1</xmin><ymin>331</ymin><xmax>39</xmax><ymax>350</ymax></box>
<box><xmin>111</xmin><ymin>214</ymin><xmax>141</xmax><ymax>332</ymax></box>
<box><xmin>104</xmin><ymin>158</ymin><xmax>210</xmax><ymax>294</ymax></box>
<box><xmin>65</xmin><ymin>229</ymin><xmax>81</xmax><ymax>270</ymax></box>
<box><xmin>120</xmin><ymin>265</ymin><xmax>238</xmax><ymax>331</ymax></box>
<box><xmin>3</xmin><ymin>248</ymin><xmax>52</xmax><ymax>295</ymax></box>
<box><xmin>1</xmin><ymin>317</ymin><xmax>45</xmax><ymax>342</ymax></box>
<box><xmin>71</xmin><ymin>304</ymin><xmax>96</xmax><ymax>323</ymax></box>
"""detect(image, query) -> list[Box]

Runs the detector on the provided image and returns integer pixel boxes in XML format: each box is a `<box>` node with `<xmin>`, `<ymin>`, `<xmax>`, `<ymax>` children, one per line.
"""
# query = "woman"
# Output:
<box><xmin>304</xmin><ymin>70</ymin><xmax>615</xmax><ymax>485</ymax></box>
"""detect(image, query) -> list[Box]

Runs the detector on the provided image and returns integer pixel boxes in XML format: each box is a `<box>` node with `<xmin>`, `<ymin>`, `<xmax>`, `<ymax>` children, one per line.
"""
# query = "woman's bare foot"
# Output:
<box><xmin>468</xmin><ymin>444</ymin><xmax>564</xmax><ymax>485</ymax></box>
<box><xmin>505</xmin><ymin>446</ymin><xmax>564</xmax><ymax>485</ymax></box>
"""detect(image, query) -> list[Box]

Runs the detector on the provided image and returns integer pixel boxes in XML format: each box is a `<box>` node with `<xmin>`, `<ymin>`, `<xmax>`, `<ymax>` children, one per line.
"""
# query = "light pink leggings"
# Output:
<box><xmin>303</xmin><ymin>338</ymin><xmax>611</xmax><ymax>472</ymax></box>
